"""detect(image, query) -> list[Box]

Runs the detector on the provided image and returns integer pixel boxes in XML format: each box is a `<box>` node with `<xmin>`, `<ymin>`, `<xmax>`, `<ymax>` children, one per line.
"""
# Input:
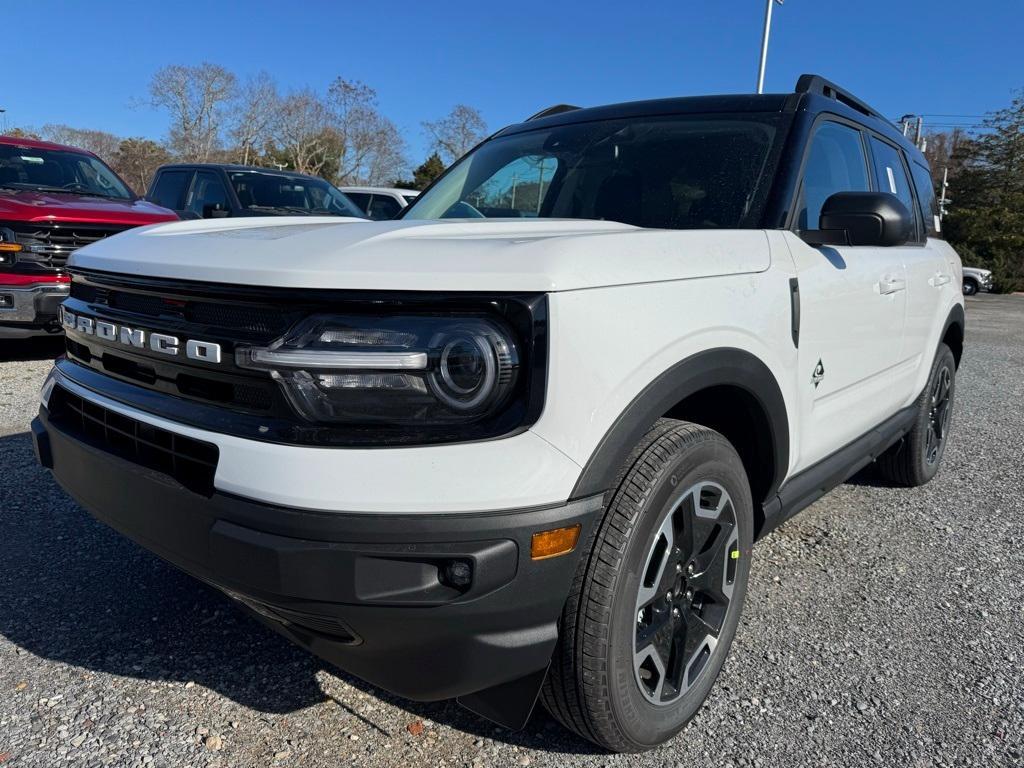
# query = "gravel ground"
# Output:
<box><xmin>1</xmin><ymin>295</ymin><xmax>1021</xmax><ymax>767</ymax></box>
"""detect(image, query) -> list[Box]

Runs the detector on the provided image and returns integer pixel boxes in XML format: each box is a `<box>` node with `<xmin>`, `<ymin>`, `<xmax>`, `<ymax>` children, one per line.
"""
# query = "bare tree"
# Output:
<box><xmin>272</xmin><ymin>89</ymin><xmax>333</xmax><ymax>175</ymax></box>
<box><xmin>422</xmin><ymin>105</ymin><xmax>487</xmax><ymax>164</ymax></box>
<box><xmin>327</xmin><ymin>78</ymin><xmax>408</xmax><ymax>185</ymax></box>
<box><xmin>923</xmin><ymin>128</ymin><xmax>969</xmax><ymax>186</ymax></box>
<box><xmin>40</xmin><ymin>124</ymin><xmax>122</xmax><ymax>162</ymax></box>
<box><xmin>110</xmin><ymin>138</ymin><xmax>173</xmax><ymax>195</ymax></box>
<box><xmin>4</xmin><ymin>127</ymin><xmax>41</xmax><ymax>140</ymax></box>
<box><xmin>230</xmin><ymin>71</ymin><xmax>279</xmax><ymax>166</ymax></box>
<box><xmin>149</xmin><ymin>63</ymin><xmax>237</xmax><ymax>161</ymax></box>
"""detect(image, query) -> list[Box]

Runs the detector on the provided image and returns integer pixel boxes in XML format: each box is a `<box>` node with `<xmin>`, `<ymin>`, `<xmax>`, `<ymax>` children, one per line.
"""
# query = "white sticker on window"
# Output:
<box><xmin>886</xmin><ymin>166</ymin><xmax>897</xmax><ymax>195</ymax></box>
<box><xmin>934</xmin><ymin>215</ymin><xmax>941</xmax><ymax>232</ymax></box>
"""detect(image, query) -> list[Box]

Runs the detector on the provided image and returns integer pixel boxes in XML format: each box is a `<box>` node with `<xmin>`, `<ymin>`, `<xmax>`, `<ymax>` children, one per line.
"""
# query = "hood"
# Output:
<box><xmin>0</xmin><ymin>188</ymin><xmax>178</xmax><ymax>226</ymax></box>
<box><xmin>69</xmin><ymin>217</ymin><xmax>771</xmax><ymax>292</ymax></box>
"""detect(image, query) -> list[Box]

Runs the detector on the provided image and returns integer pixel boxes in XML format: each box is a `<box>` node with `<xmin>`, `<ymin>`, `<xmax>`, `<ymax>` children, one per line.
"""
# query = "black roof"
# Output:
<box><xmin>156</xmin><ymin>163</ymin><xmax>326</xmax><ymax>181</ymax></box>
<box><xmin>500</xmin><ymin>74</ymin><xmax>924</xmax><ymax>166</ymax></box>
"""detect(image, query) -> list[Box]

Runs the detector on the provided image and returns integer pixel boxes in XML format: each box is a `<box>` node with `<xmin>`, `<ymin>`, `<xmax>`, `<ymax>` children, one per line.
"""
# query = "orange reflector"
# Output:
<box><xmin>531</xmin><ymin>524</ymin><xmax>581</xmax><ymax>560</ymax></box>
<box><xmin>0</xmin><ymin>243</ymin><xmax>22</xmax><ymax>252</ymax></box>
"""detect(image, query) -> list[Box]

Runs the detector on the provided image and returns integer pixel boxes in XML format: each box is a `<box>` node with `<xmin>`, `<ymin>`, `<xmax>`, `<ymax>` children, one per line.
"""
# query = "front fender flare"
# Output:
<box><xmin>569</xmin><ymin>347</ymin><xmax>790</xmax><ymax>504</ymax></box>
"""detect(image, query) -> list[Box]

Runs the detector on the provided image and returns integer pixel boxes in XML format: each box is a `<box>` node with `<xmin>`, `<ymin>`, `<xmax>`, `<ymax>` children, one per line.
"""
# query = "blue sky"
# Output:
<box><xmin>5</xmin><ymin>0</ymin><xmax>1021</xmax><ymax>166</ymax></box>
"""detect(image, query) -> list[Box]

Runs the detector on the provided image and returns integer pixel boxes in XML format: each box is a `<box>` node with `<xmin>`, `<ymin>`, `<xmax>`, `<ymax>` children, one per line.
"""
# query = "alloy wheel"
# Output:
<box><xmin>633</xmin><ymin>481</ymin><xmax>739</xmax><ymax>705</ymax></box>
<box><xmin>925</xmin><ymin>366</ymin><xmax>952</xmax><ymax>466</ymax></box>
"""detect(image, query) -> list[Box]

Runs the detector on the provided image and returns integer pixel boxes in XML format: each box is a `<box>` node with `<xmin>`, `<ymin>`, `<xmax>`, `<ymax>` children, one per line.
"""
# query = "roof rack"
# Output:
<box><xmin>526</xmin><ymin>104</ymin><xmax>581</xmax><ymax>121</ymax></box>
<box><xmin>794</xmin><ymin>74</ymin><xmax>887</xmax><ymax>122</ymax></box>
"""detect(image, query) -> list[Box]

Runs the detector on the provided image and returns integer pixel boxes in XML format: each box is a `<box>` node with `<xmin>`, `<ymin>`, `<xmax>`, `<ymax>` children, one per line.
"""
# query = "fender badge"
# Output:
<box><xmin>812</xmin><ymin>359</ymin><xmax>825</xmax><ymax>388</ymax></box>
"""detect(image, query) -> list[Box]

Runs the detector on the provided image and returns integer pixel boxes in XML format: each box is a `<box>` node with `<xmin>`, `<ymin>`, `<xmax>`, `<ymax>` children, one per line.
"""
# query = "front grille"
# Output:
<box><xmin>72</xmin><ymin>282</ymin><xmax>293</xmax><ymax>335</ymax></box>
<box><xmin>60</xmin><ymin>271</ymin><xmax>546</xmax><ymax>447</ymax></box>
<box><xmin>47</xmin><ymin>385</ymin><xmax>218</xmax><ymax>496</ymax></box>
<box><xmin>11</xmin><ymin>223</ymin><xmax>129</xmax><ymax>270</ymax></box>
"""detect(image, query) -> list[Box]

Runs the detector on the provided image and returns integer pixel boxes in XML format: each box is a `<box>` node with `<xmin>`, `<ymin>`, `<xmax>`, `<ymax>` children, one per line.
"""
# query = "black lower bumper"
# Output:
<box><xmin>33</xmin><ymin>404</ymin><xmax>602</xmax><ymax>725</ymax></box>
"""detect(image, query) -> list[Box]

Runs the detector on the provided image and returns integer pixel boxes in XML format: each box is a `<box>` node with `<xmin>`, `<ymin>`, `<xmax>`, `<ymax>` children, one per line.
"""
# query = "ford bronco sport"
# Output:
<box><xmin>0</xmin><ymin>136</ymin><xmax>177</xmax><ymax>339</ymax></box>
<box><xmin>33</xmin><ymin>75</ymin><xmax>964</xmax><ymax>752</ymax></box>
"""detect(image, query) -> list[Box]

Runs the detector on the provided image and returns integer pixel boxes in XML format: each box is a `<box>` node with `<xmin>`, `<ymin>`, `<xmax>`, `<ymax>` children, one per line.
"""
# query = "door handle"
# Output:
<box><xmin>878</xmin><ymin>274</ymin><xmax>906</xmax><ymax>295</ymax></box>
<box><xmin>929</xmin><ymin>272</ymin><xmax>951</xmax><ymax>287</ymax></box>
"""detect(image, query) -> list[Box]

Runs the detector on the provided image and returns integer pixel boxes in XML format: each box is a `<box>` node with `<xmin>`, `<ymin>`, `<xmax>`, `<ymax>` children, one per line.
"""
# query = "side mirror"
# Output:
<box><xmin>802</xmin><ymin>191</ymin><xmax>912</xmax><ymax>247</ymax></box>
<box><xmin>203</xmin><ymin>202</ymin><xmax>230</xmax><ymax>219</ymax></box>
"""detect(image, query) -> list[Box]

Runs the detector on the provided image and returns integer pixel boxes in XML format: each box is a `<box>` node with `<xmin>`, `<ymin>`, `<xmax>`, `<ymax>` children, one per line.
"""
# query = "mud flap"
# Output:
<box><xmin>456</xmin><ymin>664</ymin><xmax>550</xmax><ymax>730</ymax></box>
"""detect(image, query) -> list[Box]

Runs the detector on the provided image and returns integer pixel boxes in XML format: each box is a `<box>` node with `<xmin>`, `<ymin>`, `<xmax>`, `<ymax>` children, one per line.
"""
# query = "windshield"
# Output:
<box><xmin>0</xmin><ymin>143</ymin><xmax>134</xmax><ymax>199</ymax></box>
<box><xmin>404</xmin><ymin>114</ymin><xmax>780</xmax><ymax>229</ymax></box>
<box><xmin>228</xmin><ymin>171</ymin><xmax>365</xmax><ymax>217</ymax></box>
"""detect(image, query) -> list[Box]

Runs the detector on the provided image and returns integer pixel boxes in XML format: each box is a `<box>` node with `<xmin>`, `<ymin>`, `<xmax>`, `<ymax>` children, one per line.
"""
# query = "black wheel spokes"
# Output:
<box><xmin>634</xmin><ymin>481</ymin><xmax>738</xmax><ymax>705</ymax></box>
<box><xmin>926</xmin><ymin>367</ymin><xmax>952</xmax><ymax>465</ymax></box>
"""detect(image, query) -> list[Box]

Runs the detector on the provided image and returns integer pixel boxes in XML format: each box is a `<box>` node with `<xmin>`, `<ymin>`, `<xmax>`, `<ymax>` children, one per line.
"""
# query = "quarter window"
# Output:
<box><xmin>797</xmin><ymin>122</ymin><xmax>870</xmax><ymax>230</ymax></box>
<box><xmin>909</xmin><ymin>161</ymin><xmax>941</xmax><ymax>237</ymax></box>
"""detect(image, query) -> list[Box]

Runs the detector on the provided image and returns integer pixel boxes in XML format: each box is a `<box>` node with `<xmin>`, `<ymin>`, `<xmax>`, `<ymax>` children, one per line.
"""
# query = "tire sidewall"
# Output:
<box><xmin>910</xmin><ymin>345</ymin><xmax>957</xmax><ymax>483</ymax></box>
<box><xmin>605</xmin><ymin>437</ymin><xmax>754</xmax><ymax>748</ymax></box>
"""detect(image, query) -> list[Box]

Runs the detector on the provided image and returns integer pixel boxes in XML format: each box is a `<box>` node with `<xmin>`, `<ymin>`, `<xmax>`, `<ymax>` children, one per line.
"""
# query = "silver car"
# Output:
<box><xmin>962</xmin><ymin>266</ymin><xmax>993</xmax><ymax>295</ymax></box>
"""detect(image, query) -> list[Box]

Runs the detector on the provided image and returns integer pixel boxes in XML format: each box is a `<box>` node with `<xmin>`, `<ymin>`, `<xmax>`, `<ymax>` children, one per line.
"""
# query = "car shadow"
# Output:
<box><xmin>0</xmin><ymin>335</ymin><xmax>65</xmax><ymax>362</ymax></box>
<box><xmin>0</xmin><ymin>430</ymin><xmax>601</xmax><ymax>755</ymax></box>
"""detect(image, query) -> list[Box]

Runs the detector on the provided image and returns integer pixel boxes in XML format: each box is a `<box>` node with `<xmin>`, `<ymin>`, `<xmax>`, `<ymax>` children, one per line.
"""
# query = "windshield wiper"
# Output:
<box><xmin>247</xmin><ymin>204</ymin><xmax>313</xmax><ymax>214</ymax></box>
<box><xmin>0</xmin><ymin>183</ymin><xmax>119</xmax><ymax>199</ymax></box>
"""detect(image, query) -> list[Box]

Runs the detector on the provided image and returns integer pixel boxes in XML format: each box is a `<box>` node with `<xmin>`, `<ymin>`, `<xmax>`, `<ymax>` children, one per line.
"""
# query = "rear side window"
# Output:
<box><xmin>149</xmin><ymin>170</ymin><xmax>191</xmax><ymax>210</ymax></box>
<box><xmin>868</xmin><ymin>137</ymin><xmax>921</xmax><ymax>241</ymax></box>
<box><xmin>909</xmin><ymin>161</ymin><xmax>941</xmax><ymax>237</ymax></box>
<box><xmin>797</xmin><ymin>121</ymin><xmax>870</xmax><ymax>230</ymax></box>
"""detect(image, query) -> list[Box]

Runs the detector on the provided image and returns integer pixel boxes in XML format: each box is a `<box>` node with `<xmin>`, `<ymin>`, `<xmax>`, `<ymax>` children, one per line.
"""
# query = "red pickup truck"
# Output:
<box><xmin>0</xmin><ymin>136</ymin><xmax>177</xmax><ymax>339</ymax></box>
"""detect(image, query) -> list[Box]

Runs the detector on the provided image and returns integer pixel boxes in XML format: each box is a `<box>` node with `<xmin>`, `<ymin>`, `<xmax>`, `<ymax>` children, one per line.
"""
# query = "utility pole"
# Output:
<box><xmin>756</xmin><ymin>0</ymin><xmax>784</xmax><ymax>94</ymax></box>
<box><xmin>900</xmin><ymin>114</ymin><xmax>913</xmax><ymax>137</ymax></box>
<box><xmin>939</xmin><ymin>166</ymin><xmax>950</xmax><ymax>221</ymax></box>
<box><xmin>898</xmin><ymin>115</ymin><xmax>926</xmax><ymax>151</ymax></box>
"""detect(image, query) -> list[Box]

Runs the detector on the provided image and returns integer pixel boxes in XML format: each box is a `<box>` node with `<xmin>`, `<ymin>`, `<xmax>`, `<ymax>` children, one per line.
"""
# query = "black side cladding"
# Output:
<box><xmin>789</xmin><ymin>278</ymin><xmax>801</xmax><ymax>347</ymax></box>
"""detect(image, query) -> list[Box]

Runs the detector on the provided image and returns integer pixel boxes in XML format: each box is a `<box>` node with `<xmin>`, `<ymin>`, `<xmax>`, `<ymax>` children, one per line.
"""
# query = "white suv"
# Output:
<box><xmin>34</xmin><ymin>75</ymin><xmax>964</xmax><ymax>752</ymax></box>
<box><xmin>339</xmin><ymin>186</ymin><xmax>419</xmax><ymax>219</ymax></box>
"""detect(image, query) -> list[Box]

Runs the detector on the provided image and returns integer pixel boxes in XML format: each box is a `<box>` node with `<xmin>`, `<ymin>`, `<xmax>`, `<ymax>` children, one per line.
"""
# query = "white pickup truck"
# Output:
<box><xmin>34</xmin><ymin>74</ymin><xmax>964</xmax><ymax>752</ymax></box>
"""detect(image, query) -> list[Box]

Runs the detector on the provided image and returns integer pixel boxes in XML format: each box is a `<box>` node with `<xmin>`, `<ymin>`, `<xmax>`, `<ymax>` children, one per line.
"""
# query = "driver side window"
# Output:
<box><xmin>797</xmin><ymin>122</ymin><xmax>870</xmax><ymax>230</ymax></box>
<box><xmin>188</xmin><ymin>172</ymin><xmax>230</xmax><ymax>218</ymax></box>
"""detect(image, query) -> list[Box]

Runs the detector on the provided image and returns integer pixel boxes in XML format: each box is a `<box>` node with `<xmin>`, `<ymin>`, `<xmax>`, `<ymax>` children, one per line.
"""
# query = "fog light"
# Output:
<box><xmin>531</xmin><ymin>524</ymin><xmax>582</xmax><ymax>560</ymax></box>
<box><xmin>0</xmin><ymin>294</ymin><xmax>12</xmax><ymax>309</ymax></box>
<box><xmin>443</xmin><ymin>560</ymin><xmax>473</xmax><ymax>589</ymax></box>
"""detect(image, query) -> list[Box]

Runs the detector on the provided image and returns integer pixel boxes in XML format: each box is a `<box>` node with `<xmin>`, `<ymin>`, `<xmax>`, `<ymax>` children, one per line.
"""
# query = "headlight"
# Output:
<box><xmin>236</xmin><ymin>314</ymin><xmax>520</xmax><ymax>426</ymax></box>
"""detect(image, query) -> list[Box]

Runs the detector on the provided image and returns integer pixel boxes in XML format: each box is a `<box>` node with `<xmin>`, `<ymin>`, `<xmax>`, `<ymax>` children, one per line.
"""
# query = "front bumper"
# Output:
<box><xmin>32</xmin><ymin>388</ymin><xmax>603</xmax><ymax>714</ymax></box>
<box><xmin>0</xmin><ymin>281</ymin><xmax>68</xmax><ymax>336</ymax></box>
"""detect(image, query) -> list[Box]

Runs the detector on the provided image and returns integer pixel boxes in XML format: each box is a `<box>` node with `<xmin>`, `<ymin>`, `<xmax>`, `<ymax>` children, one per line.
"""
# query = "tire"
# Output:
<box><xmin>962</xmin><ymin>279</ymin><xmax>978</xmax><ymax>296</ymax></box>
<box><xmin>541</xmin><ymin>419</ymin><xmax>753</xmax><ymax>752</ymax></box>
<box><xmin>876</xmin><ymin>343</ymin><xmax>956</xmax><ymax>487</ymax></box>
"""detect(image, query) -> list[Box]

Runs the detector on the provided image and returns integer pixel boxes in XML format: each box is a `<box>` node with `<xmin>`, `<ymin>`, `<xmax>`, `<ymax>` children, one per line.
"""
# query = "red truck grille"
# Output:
<box><xmin>10</xmin><ymin>222</ymin><xmax>129</xmax><ymax>269</ymax></box>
